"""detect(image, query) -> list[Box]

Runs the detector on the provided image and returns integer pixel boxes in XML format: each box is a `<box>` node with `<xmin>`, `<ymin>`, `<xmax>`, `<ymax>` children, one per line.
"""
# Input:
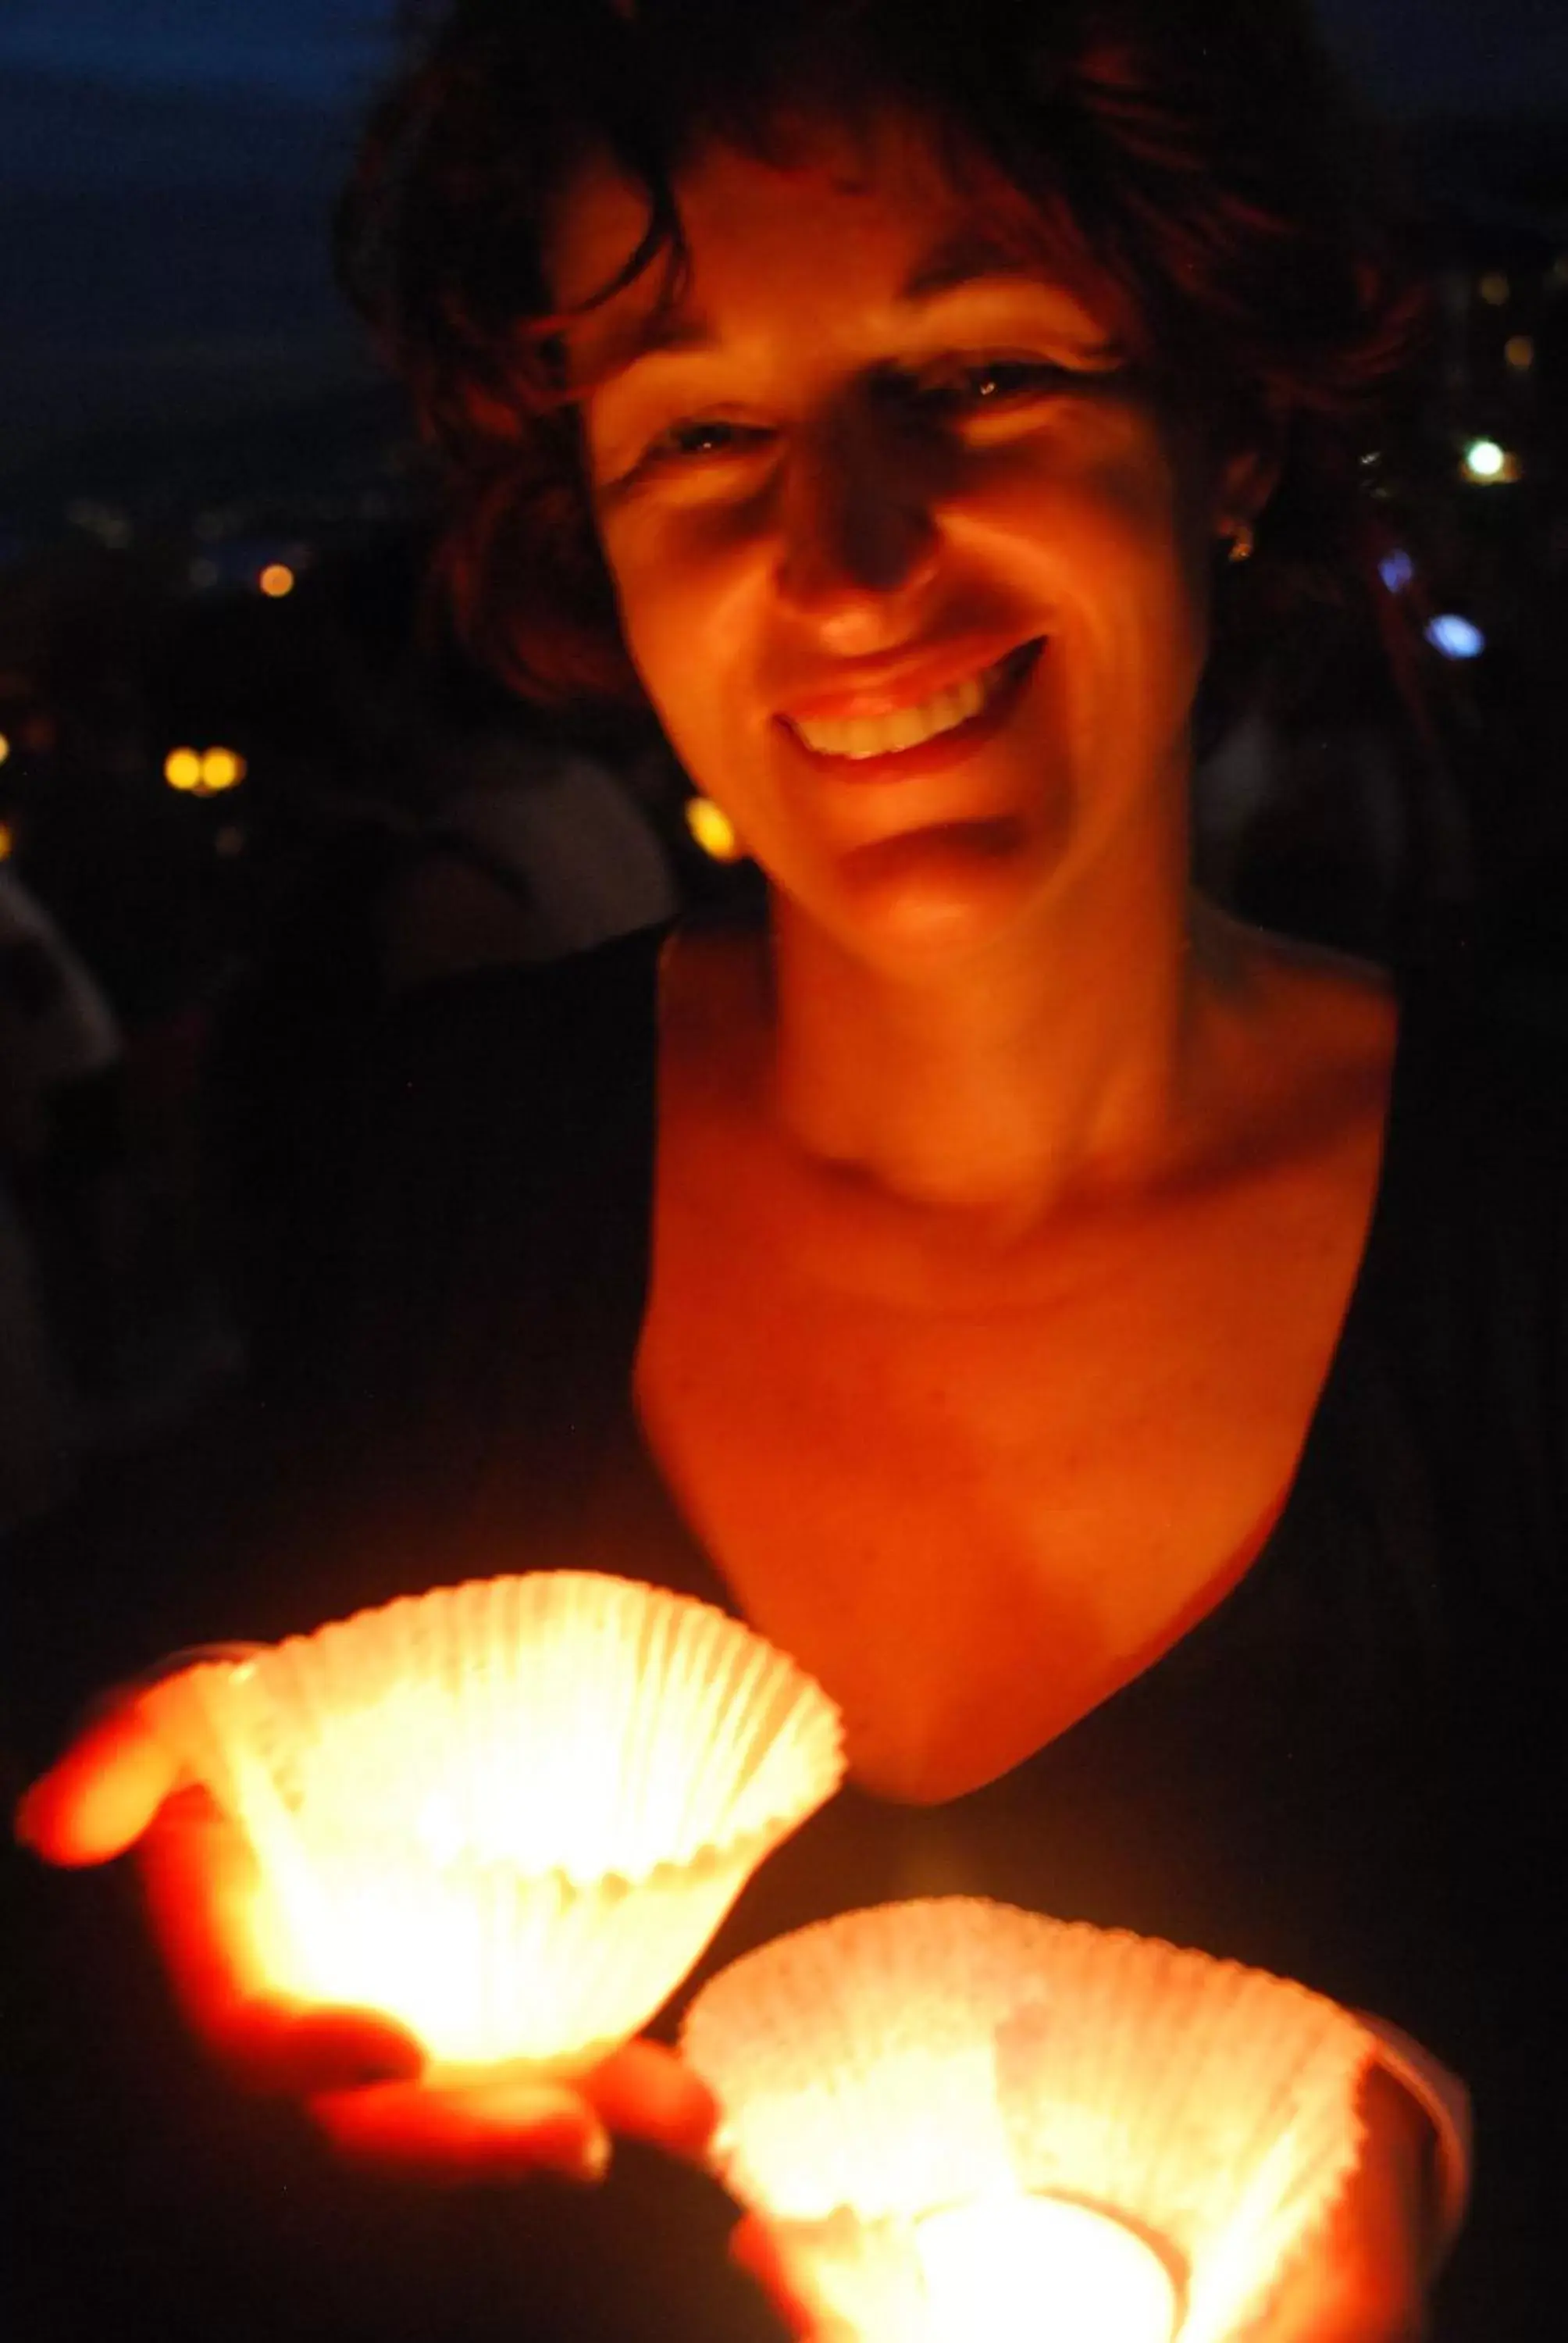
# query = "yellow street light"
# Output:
<box><xmin>258</xmin><ymin>562</ymin><xmax>296</xmax><ymax>599</ymax></box>
<box><xmin>0</xmin><ymin>732</ymin><xmax>11</xmax><ymax>766</ymax></box>
<box><xmin>165</xmin><ymin>747</ymin><xmax>203</xmax><ymax>791</ymax></box>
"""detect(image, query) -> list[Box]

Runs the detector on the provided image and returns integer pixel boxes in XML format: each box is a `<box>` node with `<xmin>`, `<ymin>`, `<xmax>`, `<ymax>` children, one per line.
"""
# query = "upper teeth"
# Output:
<box><xmin>791</xmin><ymin>662</ymin><xmax>1003</xmax><ymax>760</ymax></box>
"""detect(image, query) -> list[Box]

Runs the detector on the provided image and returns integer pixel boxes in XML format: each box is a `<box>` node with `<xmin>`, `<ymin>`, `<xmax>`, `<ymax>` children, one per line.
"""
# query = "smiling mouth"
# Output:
<box><xmin>784</xmin><ymin>640</ymin><xmax>1043</xmax><ymax>762</ymax></box>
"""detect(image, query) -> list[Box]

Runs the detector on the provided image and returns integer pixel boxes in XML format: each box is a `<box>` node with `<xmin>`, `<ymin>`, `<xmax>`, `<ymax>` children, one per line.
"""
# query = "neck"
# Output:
<box><xmin>767</xmin><ymin>856</ymin><xmax>1231</xmax><ymax>1224</ymax></box>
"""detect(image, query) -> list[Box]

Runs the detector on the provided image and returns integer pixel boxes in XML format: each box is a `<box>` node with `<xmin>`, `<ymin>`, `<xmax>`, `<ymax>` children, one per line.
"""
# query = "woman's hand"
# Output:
<box><xmin>16</xmin><ymin>1699</ymin><xmax>719</xmax><ymax>2186</ymax></box>
<box><xmin>1251</xmin><ymin>2061</ymin><xmax>1434</xmax><ymax>2343</ymax></box>
<box><xmin>725</xmin><ymin>2061</ymin><xmax>1435</xmax><ymax>2342</ymax></box>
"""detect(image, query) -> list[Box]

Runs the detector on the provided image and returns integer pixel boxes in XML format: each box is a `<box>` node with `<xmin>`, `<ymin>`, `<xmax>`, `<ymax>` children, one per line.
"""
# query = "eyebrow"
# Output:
<box><xmin>588</xmin><ymin>232</ymin><xmax>1096</xmax><ymax>375</ymax></box>
<box><xmin>899</xmin><ymin>232</ymin><xmax>1046</xmax><ymax>301</ymax></box>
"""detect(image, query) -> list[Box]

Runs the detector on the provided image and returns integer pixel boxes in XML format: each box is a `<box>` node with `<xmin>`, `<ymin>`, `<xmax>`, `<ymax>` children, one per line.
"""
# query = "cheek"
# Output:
<box><xmin>600</xmin><ymin>507</ymin><xmax>770</xmax><ymax>738</ymax></box>
<box><xmin>960</xmin><ymin>429</ymin><xmax>1185</xmax><ymax>587</ymax></box>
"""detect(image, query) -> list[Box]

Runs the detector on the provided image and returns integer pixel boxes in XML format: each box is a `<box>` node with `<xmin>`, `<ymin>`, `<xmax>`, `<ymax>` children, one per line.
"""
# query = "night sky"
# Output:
<box><xmin>2</xmin><ymin>0</ymin><xmax>1566</xmax><ymax>468</ymax></box>
<box><xmin>3</xmin><ymin>0</ymin><xmax>1566</xmax><ymax>115</ymax></box>
<box><xmin>3</xmin><ymin>0</ymin><xmax>1568</xmax><ymax>109</ymax></box>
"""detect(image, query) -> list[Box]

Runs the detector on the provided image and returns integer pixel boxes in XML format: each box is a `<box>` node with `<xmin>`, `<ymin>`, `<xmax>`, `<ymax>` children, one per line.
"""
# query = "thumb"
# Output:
<box><xmin>15</xmin><ymin>1700</ymin><xmax>182</xmax><ymax>1866</ymax></box>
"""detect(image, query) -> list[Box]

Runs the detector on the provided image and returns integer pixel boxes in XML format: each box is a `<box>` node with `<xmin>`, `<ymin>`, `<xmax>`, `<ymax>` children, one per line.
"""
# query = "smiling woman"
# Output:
<box><xmin>16</xmin><ymin>4</ymin><xmax>1564</xmax><ymax>2343</ymax></box>
<box><xmin>552</xmin><ymin>118</ymin><xmax>1231</xmax><ymax>963</ymax></box>
<box><xmin>340</xmin><ymin>0</ymin><xmax>1424</xmax><ymax>727</ymax></box>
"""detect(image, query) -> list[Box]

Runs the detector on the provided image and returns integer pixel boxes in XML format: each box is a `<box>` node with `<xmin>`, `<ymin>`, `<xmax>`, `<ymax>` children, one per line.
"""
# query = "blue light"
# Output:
<box><xmin>1378</xmin><ymin>549</ymin><xmax>1414</xmax><ymax>594</ymax></box>
<box><xmin>1426</xmin><ymin>614</ymin><xmax>1485</xmax><ymax>661</ymax></box>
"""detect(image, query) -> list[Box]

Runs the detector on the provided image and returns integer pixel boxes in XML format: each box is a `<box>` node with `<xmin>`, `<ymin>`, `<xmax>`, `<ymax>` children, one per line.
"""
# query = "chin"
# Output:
<box><xmin>824</xmin><ymin>817</ymin><xmax>1053</xmax><ymax>963</ymax></box>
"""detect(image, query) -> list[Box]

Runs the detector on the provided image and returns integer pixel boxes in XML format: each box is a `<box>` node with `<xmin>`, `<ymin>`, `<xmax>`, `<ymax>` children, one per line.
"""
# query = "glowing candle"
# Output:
<box><xmin>143</xmin><ymin>1572</ymin><xmax>843</xmax><ymax>2074</ymax></box>
<box><xmin>914</xmin><ymin>2195</ymin><xmax>1177</xmax><ymax>2343</ymax></box>
<box><xmin>683</xmin><ymin>1899</ymin><xmax>1372</xmax><ymax>2343</ymax></box>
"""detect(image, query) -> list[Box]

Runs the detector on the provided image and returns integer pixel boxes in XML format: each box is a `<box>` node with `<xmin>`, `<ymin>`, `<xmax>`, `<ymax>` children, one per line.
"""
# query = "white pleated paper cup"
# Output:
<box><xmin>681</xmin><ymin>1898</ymin><xmax>1373</xmax><ymax>2343</ymax></box>
<box><xmin>140</xmin><ymin>1571</ymin><xmax>845</xmax><ymax>2074</ymax></box>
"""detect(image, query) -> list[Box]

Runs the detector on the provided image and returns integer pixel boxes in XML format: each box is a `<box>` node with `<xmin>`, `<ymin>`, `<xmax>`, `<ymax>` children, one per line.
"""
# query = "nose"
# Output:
<box><xmin>772</xmin><ymin>403</ymin><xmax>942</xmax><ymax>647</ymax></box>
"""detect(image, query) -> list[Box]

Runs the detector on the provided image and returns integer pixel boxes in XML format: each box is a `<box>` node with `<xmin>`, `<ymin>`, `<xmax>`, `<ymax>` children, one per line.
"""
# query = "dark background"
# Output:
<box><xmin>2</xmin><ymin>0</ymin><xmax>1567</xmax><ymax>456</ymax></box>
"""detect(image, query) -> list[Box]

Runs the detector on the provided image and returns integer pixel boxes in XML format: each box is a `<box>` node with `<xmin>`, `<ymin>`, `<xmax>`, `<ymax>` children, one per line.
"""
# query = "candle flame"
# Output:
<box><xmin>914</xmin><ymin>2195</ymin><xmax>1178</xmax><ymax>2343</ymax></box>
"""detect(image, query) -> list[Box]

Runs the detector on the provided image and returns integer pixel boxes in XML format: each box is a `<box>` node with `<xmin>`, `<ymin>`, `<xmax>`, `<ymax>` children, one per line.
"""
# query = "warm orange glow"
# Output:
<box><xmin>258</xmin><ymin>562</ymin><xmax>296</xmax><ymax>598</ymax></box>
<box><xmin>1478</xmin><ymin>271</ymin><xmax>1510</xmax><ymax>307</ymax></box>
<box><xmin>0</xmin><ymin>730</ymin><xmax>11</xmax><ymax>765</ymax></box>
<box><xmin>683</xmin><ymin>1899</ymin><xmax>1371</xmax><ymax>2343</ymax></box>
<box><xmin>198</xmin><ymin>747</ymin><xmax>247</xmax><ymax>793</ymax></box>
<box><xmin>168</xmin><ymin>747</ymin><xmax>247</xmax><ymax>795</ymax></box>
<box><xmin>1504</xmin><ymin>334</ymin><xmax>1534</xmax><ymax>372</ymax></box>
<box><xmin>915</xmin><ymin>2195</ymin><xmax>1177</xmax><ymax>2343</ymax></box>
<box><xmin>0</xmin><ymin>818</ymin><xmax>13</xmax><ymax>861</ymax></box>
<box><xmin>142</xmin><ymin>1573</ymin><xmax>843</xmax><ymax>2073</ymax></box>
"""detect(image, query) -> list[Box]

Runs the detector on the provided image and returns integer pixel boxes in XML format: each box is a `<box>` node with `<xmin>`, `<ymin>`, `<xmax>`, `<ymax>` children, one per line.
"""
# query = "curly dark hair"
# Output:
<box><xmin>339</xmin><ymin>0</ymin><xmax>1432</xmax><ymax>725</ymax></box>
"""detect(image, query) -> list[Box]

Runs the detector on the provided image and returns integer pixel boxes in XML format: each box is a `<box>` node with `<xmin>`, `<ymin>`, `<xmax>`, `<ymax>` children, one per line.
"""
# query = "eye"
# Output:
<box><xmin>645</xmin><ymin>415</ymin><xmax>775</xmax><ymax>465</ymax></box>
<box><xmin>883</xmin><ymin>356</ymin><xmax>1114</xmax><ymax>426</ymax></box>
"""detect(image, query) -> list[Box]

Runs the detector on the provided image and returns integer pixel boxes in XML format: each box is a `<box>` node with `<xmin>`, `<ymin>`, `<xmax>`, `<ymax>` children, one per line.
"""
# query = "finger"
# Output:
<box><xmin>728</xmin><ymin>2217</ymin><xmax>858</xmax><ymax>2343</ymax></box>
<box><xmin>224</xmin><ymin>2004</ymin><xmax>427</xmax><ymax>2098</ymax></box>
<box><xmin>579</xmin><ymin>2039</ymin><xmax>720</xmax><ymax>2164</ymax></box>
<box><xmin>14</xmin><ymin>1699</ymin><xmax>182</xmax><ymax>1865</ymax></box>
<box><xmin>1259</xmin><ymin>2065</ymin><xmax>1429</xmax><ymax>2342</ymax></box>
<box><xmin>136</xmin><ymin>1781</ymin><xmax>280</xmax><ymax>2036</ymax></box>
<box><xmin>136</xmin><ymin>1786</ymin><xmax>422</xmax><ymax>2093</ymax></box>
<box><xmin>311</xmin><ymin>2075</ymin><xmax>611</xmax><ymax>2187</ymax></box>
<box><xmin>729</xmin><ymin>2216</ymin><xmax>818</xmax><ymax>2336</ymax></box>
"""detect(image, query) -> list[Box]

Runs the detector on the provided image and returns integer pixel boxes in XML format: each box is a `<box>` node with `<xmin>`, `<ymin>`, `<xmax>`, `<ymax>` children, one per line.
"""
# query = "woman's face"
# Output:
<box><xmin>553</xmin><ymin>116</ymin><xmax>1245</xmax><ymax>965</ymax></box>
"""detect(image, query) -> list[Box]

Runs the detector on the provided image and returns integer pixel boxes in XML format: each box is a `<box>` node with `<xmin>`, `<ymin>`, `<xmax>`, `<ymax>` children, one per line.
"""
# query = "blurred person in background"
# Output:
<box><xmin>0</xmin><ymin>1156</ymin><xmax>73</xmax><ymax>1535</ymax></box>
<box><xmin>0</xmin><ymin>862</ymin><xmax>133</xmax><ymax>1446</ymax></box>
<box><xmin>202</xmin><ymin>533</ymin><xmax>679</xmax><ymax>1403</ymax></box>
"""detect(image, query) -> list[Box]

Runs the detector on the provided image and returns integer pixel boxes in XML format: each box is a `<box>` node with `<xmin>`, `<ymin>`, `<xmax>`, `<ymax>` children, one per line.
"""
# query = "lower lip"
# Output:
<box><xmin>777</xmin><ymin>642</ymin><xmax>1044</xmax><ymax>782</ymax></box>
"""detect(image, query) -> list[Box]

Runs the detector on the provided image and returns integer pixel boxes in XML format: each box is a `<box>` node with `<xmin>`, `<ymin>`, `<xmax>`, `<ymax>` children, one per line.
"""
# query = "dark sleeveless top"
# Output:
<box><xmin>9</xmin><ymin>925</ymin><xmax>1564</xmax><ymax>2341</ymax></box>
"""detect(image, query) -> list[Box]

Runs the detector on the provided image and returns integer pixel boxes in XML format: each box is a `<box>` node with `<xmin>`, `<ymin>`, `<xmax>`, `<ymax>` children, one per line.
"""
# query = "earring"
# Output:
<box><xmin>1226</xmin><ymin>519</ymin><xmax>1256</xmax><ymax>565</ymax></box>
<box><xmin>685</xmin><ymin>796</ymin><xmax>744</xmax><ymax>863</ymax></box>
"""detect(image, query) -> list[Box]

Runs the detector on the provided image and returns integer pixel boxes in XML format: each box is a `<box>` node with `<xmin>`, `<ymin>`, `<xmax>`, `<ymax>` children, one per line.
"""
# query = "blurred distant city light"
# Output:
<box><xmin>215</xmin><ymin>825</ymin><xmax>248</xmax><ymax>858</ymax></box>
<box><xmin>1426</xmin><ymin>615</ymin><xmax>1486</xmax><ymax>661</ymax></box>
<box><xmin>1378</xmin><ymin>549</ymin><xmax>1414</xmax><ymax>594</ymax></box>
<box><xmin>164</xmin><ymin>747</ymin><xmax>247</xmax><ymax>794</ymax></box>
<box><xmin>1460</xmin><ymin>439</ymin><xmax>1520</xmax><ymax>484</ymax></box>
<box><xmin>198</xmin><ymin>748</ymin><xmax>247</xmax><ymax>793</ymax></box>
<box><xmin>0</xmin><ymin>819</ymin><xmax>14</xmax><ymax>861</ymax></box>
<box><xmin>0</xmin><ymin>731</ymin><xmax>11</xmax><ymax>765</ymax></box>
<box><xmin>258</xmin><ymin>562</ymin><xmax>296</xmax><ymax>599</ymax></box>
<box><xmin>1477</xmin><ymin>272</ymin><xmax>1510</xmax><ymax>307</ymax></box>
<box><xmin>1503</xmin><ymin>336</ymin><xmax>1534</xmax><ymax>373</ymax></box>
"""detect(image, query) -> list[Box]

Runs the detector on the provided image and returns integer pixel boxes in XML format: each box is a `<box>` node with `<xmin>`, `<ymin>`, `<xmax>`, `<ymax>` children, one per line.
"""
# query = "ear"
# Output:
<box><xmin>1213</xmin><ymin>444</ymin><xmax>1279</xmax><ymax>544</ymax></box>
